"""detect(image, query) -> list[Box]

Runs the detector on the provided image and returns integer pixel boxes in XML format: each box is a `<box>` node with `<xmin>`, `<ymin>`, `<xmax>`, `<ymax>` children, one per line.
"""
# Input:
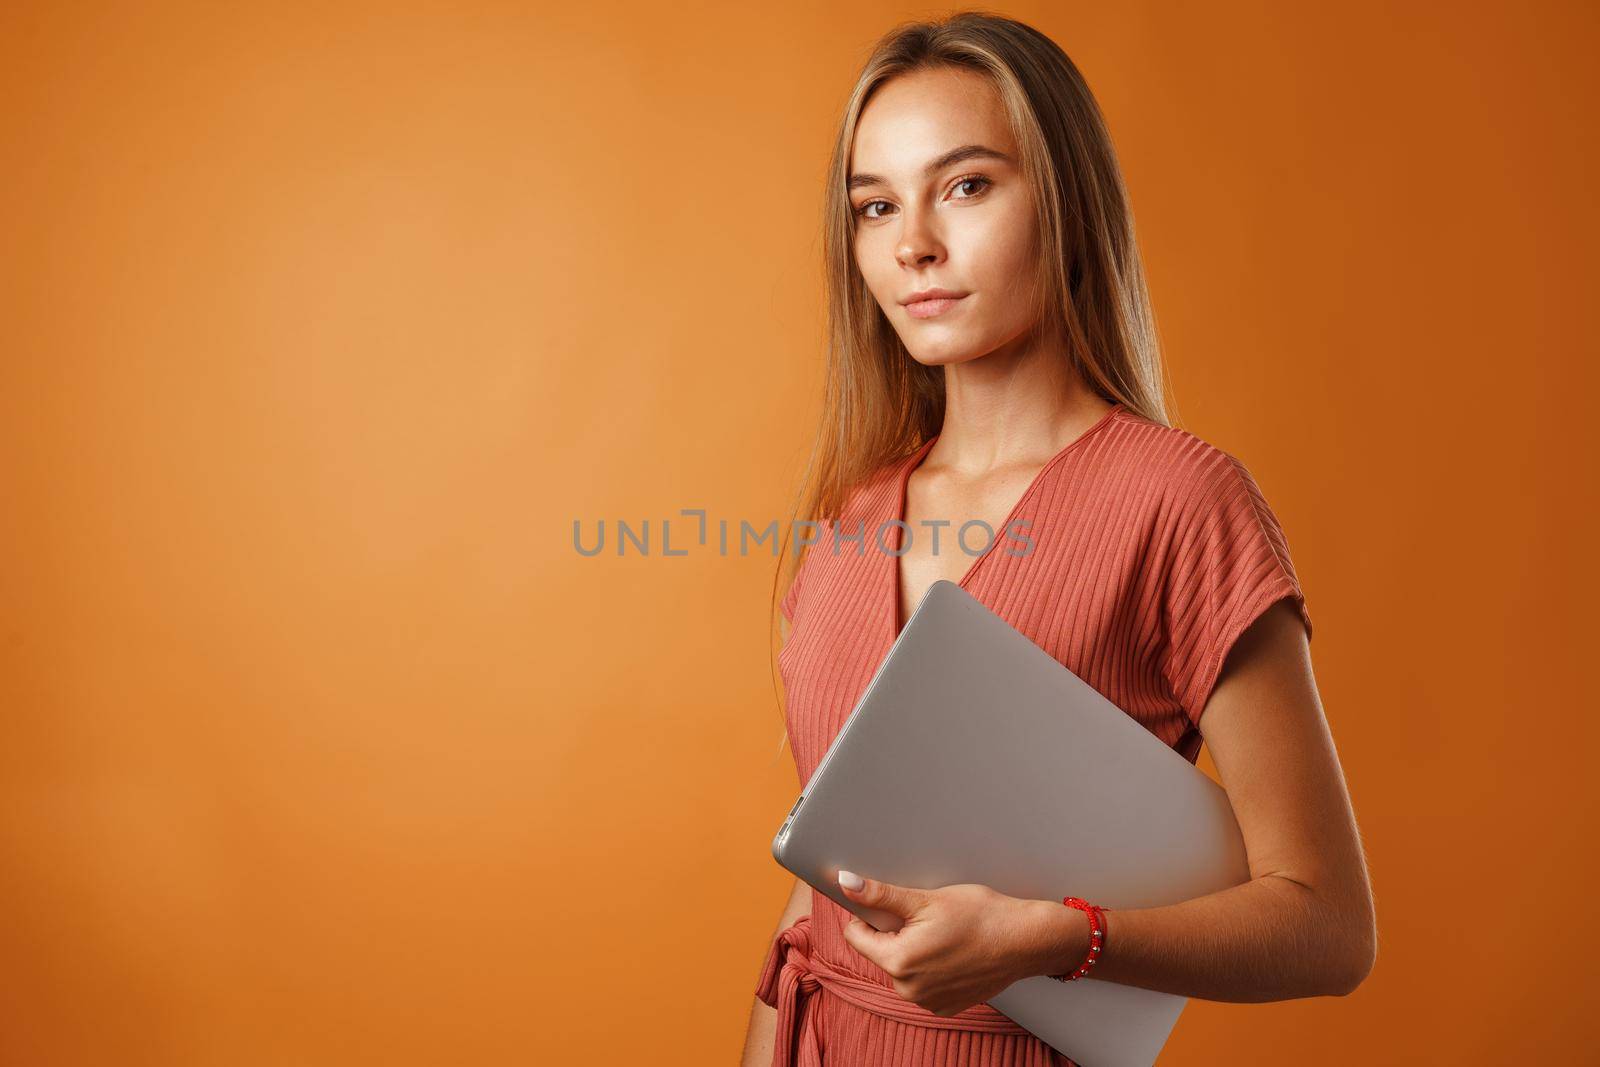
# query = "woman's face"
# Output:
<box><xmin>849</xmin><ymin>67</ymin><xmax>1041</xmax><ymax>368</ymax></box>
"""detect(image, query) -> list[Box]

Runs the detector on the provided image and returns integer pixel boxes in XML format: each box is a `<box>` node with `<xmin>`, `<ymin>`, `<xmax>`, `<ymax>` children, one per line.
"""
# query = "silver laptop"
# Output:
<box><xmin>770</xmin><ymin>579</ymin><xmax>1251</xmax><ymax>1067</ymax></box>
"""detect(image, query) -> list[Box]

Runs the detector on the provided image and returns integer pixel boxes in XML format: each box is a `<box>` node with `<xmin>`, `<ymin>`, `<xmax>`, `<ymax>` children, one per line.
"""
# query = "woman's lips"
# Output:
<box><xmin>904</xmin><ymin>294</ymin><xmax>968</xmax><ymax>320</ymax></box>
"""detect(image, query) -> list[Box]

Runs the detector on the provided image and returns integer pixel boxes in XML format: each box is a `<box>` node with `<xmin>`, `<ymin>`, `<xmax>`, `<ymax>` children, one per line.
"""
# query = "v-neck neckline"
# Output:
<box><xmin>884</xmin><ymin>402</ymin><xmax>1124</xmax><ymax>641</ymax></box>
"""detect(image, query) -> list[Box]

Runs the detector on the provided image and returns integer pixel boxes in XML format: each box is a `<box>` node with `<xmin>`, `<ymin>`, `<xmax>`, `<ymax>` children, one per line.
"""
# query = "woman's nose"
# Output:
<box><xmin>895</xmin><ymin>202</ymin><xmax>947</xmax><ymax>268</ymax></box>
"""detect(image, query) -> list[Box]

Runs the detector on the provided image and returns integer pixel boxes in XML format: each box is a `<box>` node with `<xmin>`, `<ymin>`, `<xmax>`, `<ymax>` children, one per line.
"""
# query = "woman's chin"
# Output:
<box><xmin>902</xmin><ymin>341</ymin><xmax>993</xmax><ymax>368</ymax></box>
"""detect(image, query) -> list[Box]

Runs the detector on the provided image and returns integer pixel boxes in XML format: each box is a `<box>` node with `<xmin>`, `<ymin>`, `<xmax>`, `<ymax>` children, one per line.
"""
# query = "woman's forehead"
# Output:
<box><xmin>852</xmin><ymin>71</ymin><xmax>1015</xmax><ymax>177</ymax></box>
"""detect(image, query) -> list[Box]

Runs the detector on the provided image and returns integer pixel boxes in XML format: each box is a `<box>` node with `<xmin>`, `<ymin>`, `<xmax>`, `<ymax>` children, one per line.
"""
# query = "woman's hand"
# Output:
<box><xmin>837</xmin><ymin>870</ymin><xmax>1056</xmax><ymax>1017</ymax></box>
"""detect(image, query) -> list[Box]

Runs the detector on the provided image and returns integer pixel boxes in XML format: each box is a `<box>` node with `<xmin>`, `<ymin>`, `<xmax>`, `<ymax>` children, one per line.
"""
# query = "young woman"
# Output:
<box><xmin>741</xmin><ymin>13</ymin><xmax>1375</xmax><ymax>1067</ymax></box>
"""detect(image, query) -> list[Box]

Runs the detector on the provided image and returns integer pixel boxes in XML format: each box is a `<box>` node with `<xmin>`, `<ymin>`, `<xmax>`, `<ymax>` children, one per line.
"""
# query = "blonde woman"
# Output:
<box><xmin>741</xmin><ymin>12</ymin><xmax>1375</xmax><ymax>1067</ymax></box>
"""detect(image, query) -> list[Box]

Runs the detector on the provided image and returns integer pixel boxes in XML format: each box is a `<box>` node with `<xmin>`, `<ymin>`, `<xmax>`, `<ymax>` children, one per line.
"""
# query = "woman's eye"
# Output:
<box><xmin>856</xmin><ymin>200</ymin><xmax>891</xmax><ymax>220</ymax></box>
<box><xmin>951</xmin><ymin>175</ymin><xmax>992</xmax><ymax>199</ymax></box>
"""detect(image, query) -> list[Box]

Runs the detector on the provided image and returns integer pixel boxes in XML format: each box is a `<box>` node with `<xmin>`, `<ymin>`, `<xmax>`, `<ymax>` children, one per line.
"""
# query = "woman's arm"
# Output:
<box><xmin>1016</xmin><ymin>599</ymin><xmax>1377</xmax><ymax>1001</ymax></box>
<box><xmin>740</xmin><ymin>877</ymin><xmax>812</xmax><ymax>1065</ymax></box>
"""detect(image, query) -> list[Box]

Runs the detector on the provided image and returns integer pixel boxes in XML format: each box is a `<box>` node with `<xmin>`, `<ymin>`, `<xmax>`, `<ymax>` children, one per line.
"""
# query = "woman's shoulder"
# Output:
<box><xmin>820</xmin><ymin>444</ymin><xmax>922</xmax><ymax>528</ymax></box>
<box><xmin>1105</xmin><ymin>409</ymin><xmax>1304</xmax><ymax>612</ymax></box>
<box><xmin>1105</xmin><ymin>405</ymin><xmax>1265</xmax><ymax>507</ymax></box>
<box><xmin>787</xmin><ymin>447</ymin><xmax>908</xmax><ymax>566</ymax></box>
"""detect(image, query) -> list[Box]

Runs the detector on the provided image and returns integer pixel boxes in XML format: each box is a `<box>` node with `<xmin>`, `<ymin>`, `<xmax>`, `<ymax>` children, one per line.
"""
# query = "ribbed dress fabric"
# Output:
<box><xmin>755</xmin><ymin>402</ymin><xmax>1313</xmax><ymax>1066</ymax></box>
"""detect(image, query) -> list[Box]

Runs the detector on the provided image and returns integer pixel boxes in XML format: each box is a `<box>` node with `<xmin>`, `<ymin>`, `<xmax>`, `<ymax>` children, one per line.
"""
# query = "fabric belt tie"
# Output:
<box><xmin>754</xmin><ymin>913</ymin><xmax>1036</xmax><ymax>1067</ymax></box>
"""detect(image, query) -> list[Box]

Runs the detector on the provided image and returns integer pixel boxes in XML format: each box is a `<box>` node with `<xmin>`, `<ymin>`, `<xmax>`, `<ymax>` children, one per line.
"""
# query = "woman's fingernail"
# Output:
<box><xmin>838</xmin><ymin>870</ymin><xmax>864</xmax><ymax>891</ymax></box>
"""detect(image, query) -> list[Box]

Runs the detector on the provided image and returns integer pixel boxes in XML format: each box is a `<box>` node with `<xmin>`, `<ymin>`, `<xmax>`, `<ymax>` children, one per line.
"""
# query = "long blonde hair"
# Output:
<box><xmin>769</xmin><ymin>11</ymin><xmax>1173</xmax><ymax>734</ymax></box>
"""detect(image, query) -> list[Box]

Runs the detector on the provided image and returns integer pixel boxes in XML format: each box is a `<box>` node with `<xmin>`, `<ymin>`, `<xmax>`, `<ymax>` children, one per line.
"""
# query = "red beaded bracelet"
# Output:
<box><xmin>1048</xmin><ymin>896</ymin><xmax>1109</xmax><ymax>982</ymax></box>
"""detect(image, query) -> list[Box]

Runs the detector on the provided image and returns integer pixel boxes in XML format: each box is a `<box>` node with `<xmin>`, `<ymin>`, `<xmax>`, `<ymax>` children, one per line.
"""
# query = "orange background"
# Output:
<box><xmin>1</xmin><ymin>1</ymin><xmax>1594</xmax><ymax>1063</ymax></box>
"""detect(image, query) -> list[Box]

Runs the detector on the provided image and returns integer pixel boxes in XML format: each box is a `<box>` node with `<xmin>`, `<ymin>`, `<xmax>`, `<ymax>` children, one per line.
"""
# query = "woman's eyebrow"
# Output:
<box><xmin>847</xmin><ymin>144</ymin><xmax>1013</xmax><ymax>192</ymax></box>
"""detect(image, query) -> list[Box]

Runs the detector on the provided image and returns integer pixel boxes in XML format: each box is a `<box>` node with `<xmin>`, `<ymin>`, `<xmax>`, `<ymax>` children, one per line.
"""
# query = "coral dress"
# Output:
<box><xmin>755</xmin><ymin>402</ymin><xmax>1313</xmax><ymax>1066</ymax></box>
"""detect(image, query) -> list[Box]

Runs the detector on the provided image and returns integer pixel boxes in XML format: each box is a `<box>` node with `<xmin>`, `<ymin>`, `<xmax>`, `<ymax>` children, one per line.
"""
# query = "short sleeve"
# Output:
<box><xmin>1159</xmin><ymin>452</ymin><xmax>1313</xmax><ymax>728</ymax></box>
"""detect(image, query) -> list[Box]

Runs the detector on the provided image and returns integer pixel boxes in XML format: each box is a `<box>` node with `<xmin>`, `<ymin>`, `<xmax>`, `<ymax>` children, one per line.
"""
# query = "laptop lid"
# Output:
<box><xmin>771</xmin><ymin>579</ymin><xmax>1251</xmax><ymax>1067</ymax></box>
